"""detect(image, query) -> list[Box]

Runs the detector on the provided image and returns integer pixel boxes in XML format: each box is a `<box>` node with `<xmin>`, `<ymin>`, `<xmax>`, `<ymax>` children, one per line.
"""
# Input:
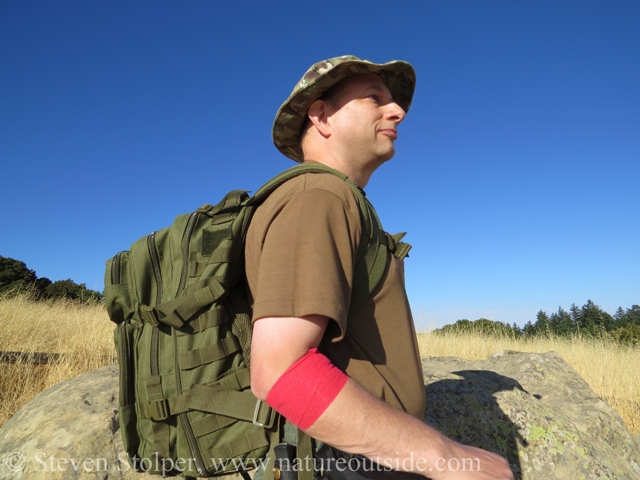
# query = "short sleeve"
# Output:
<box><xmin>247</xmin><ymin>185</ymin><xmax>361</xmax><ymax>341</ymax></box>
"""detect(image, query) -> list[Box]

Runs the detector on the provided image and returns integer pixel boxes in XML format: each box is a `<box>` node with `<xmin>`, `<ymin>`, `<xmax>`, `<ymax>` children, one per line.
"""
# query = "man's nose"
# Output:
<box><xmin>384</xmin><ymin>102</ymin><xmax>406</xmax><ymax>124</ymax></box>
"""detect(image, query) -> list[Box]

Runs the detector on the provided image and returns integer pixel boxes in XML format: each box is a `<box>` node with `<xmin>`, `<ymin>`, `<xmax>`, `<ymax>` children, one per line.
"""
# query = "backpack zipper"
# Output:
<box><xmin>111</xmin><ymin>251</ymin><xmax>125</xmax><ymax>285</ymax></box>
<box><xmin>148</xmin><ymin>232</ymin><xmax>162</xmax><ymax>377</ymax></box>
<box><xmin>175</xmin><ymin>330</ymin><xmax>206</xmax><ymax>475</ymax></box>
<box><xmin>176</xmin><ymin>211</ymin><xmax>200</xmax><ymax>297</ymax></box>
<box><xmin>175</xmin><ymin>212</ymin><xmax>207</xmax><ymax>476</ymax></box>
<box><xmin>148</xmin><ymin>233</ymin><xmax>163</xmax><ymax>304</ymax></box>
<box><xmin>117</xmin><ymin>322</ymin><xmax>131</xmax><ymax>406</ymax></box>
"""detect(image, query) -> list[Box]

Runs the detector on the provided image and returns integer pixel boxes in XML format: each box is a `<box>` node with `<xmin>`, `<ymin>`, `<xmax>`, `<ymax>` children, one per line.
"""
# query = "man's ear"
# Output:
<box><xmin>307</xmin><ymin>99</ymin><xmax>332</xmax><ymax>138</ymax></box>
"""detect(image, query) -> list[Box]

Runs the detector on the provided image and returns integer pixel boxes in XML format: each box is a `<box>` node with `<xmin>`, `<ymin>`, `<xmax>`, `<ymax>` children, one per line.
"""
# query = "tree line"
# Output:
<box><xmin>0</xmin><ymin>256</ymin><xmax>103</xmax><ymax>302</ymax></box>
<box><xmin>3</xmin><ymin>254</ymin><xmax>638</xmax><ymax>345</ymax></box>
<box><xmin>435</xmin><ymin>300</ymin><xmax>640</xmax><ymax>346</ymax></box>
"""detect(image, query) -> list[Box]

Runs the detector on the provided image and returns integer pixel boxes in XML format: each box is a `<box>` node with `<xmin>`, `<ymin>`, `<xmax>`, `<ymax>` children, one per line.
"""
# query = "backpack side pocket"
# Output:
<box><xmin>114</xmin><ymin>320</ymin><xmax>142</xmax><ymax>460</ymax></box>
<box><xmin>105</xmin><ymin>251</ymin><xmax>135</xmax><ymax>325</ymax></box>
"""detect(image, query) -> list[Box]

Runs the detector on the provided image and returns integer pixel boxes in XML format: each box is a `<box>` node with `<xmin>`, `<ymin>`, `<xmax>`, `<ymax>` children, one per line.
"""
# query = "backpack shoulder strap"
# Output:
<box><xmin>249</xmin><ymin>162</ymin><xmax>404</xmax><ymax>315</ymax></box>
<box><xmin>350</xmin><ymin>197</ymin><xmax>412</xmax><ymax>314</ymax></box>
<box><xmin>249</xmin><ymin>162</ymin><xmax>350</xmax><ymax>204</ymax></box>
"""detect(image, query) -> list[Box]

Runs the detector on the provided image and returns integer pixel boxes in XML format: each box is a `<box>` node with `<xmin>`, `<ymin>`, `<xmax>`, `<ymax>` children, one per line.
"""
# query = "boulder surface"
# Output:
<box><xmin>422</xmin><ymin>351</ymin><xmax>640</xmax><ymax>479</ymax></box>
<box><xmin>0</xmin><ymin>366</ymin><xmax>159</xmax><ymax>479</ymax></box>
<box><xmin>0</xmin><ymin>352</ymin><xmax>638</xmax><ymax>479</ymax></box>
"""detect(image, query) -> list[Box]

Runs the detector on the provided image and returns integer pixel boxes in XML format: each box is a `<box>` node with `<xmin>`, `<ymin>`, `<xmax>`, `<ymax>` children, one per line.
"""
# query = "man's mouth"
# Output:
<box><xmin>379</xmin><ymin>128</ymin><xmax>398</xmax><ymax>139</ymax></box>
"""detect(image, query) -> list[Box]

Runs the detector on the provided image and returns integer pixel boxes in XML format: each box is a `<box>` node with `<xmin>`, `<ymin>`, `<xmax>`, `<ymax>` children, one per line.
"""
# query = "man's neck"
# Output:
<box><xmin>301</xmin><ymin>156</ymin><xmax>379</xmax><ymax>189</ymax></box>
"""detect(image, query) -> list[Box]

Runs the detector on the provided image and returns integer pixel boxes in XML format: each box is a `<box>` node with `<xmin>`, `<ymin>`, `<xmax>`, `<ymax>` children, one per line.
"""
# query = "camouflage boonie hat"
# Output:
<box><xmin>272</xmin><ymin>55</ymin><xmax>416</xmax><ymax>162</ymax></box>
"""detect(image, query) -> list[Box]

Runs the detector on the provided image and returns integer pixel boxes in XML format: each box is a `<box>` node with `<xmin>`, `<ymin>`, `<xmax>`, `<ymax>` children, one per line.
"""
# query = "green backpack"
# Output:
<box><xmin>104</xmin><ymin>163</ymin><xmax>411</xmax><ymax>478</ymax></box>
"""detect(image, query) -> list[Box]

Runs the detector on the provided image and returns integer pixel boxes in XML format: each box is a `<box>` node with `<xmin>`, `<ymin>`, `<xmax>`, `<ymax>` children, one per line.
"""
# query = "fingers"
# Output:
<box><xmin>434</xmin><ymin>444</ymin><xmax>513</xmax><ymax>480</ymax></box>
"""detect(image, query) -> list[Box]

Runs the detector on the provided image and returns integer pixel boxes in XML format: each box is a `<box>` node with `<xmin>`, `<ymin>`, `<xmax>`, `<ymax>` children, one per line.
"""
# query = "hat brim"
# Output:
<box><xmin>273</xmin><ymin>59</ymin><xmax>416</xmax><ymax>162</ymax></box>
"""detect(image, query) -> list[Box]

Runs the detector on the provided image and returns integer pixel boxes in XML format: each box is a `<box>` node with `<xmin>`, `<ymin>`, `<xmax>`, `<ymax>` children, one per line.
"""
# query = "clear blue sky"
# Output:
<box><xmin>1</xmin><ymin>1</ymin><xmax>638</xmax><ymax>329</ymax></box>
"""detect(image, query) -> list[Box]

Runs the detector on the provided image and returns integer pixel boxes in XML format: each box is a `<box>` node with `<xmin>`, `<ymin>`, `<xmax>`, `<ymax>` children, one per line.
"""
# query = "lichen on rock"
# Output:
<box><xmin>422</xmin><ymin>351</ymin><xmax>640</xmax><ymax>479</ymax></box>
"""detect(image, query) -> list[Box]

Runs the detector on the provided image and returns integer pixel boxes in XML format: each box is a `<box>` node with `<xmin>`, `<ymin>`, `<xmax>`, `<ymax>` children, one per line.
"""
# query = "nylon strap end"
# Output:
<box><xmin>394</xmin><ymin>242</ymin><xmax>412</xmax><ymax>260</ymax></box>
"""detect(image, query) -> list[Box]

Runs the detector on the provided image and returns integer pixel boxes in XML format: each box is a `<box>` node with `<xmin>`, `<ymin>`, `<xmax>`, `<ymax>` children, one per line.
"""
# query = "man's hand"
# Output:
<box><xmin>434</xmin><ymin>441</ymin><xmax>514</xmax><ymax>480</ymax></box>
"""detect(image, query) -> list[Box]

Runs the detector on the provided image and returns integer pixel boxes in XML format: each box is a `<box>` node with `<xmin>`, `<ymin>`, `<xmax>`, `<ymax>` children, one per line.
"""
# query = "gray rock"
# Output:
<box><xmin>0</xmin><ymin>352</ymin><xmax>638</xmax><ymax>479</ymax></box>
<box><xmin>0</xmin><ymin>366</ymin><xmax>160</xmax><ymax>479</ymax></box>
<box><xmin>422</xmin><ymin>351</ymin><xmax>640</xmax><ymax>479</ymax></box>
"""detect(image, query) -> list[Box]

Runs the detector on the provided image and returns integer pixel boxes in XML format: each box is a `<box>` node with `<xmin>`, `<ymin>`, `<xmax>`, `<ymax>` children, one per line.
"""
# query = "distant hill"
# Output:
<box><xmin>0</xmin><ymin>256</ymin><xmax>103</xmax><ymax>302</ymax></box>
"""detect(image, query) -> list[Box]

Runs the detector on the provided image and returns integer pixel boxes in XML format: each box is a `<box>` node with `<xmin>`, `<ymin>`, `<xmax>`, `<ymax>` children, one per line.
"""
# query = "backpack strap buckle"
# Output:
<box><xmin>252</xmin><ymin>399</ymin><xmax>275</xmax><ymax>429</ymax></box>
<box><xmin>140</xmin><ymin>305</ymin><xmax>160</xmax><ymax>326</ymax></box>
<box><xmin>147</xmin><ymin>399</ymin><xmax>169</xmax><ymax>421</ymax></box>
<box><xmin>383</xmin><ymin>232</ymin><xmax>412</xmax><ymax>260</ymax></box>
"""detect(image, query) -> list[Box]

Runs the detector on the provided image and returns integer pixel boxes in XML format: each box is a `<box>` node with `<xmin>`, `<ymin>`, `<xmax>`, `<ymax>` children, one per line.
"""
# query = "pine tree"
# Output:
<box><xmin>581</xmin><ymin>299</ymin><xmax>613</xmax><ymax>336</ymax></box>
<box><xmin>523</xmin><ymin>321</ymin><xmax>535</xmax><ymax>337</ymax></box>
<box><xmin>613</xmin><ymin>307</ymin><xmax>627</xmax><ymax>328</ymax></box>
<box><xmin>570</xmin><ymin>303</ymin><xmax>582</xmax><ymax>330</ymax></box>
<box><xmin>558</xmin><ymin>306</ymin><xmax>574</xmax><ymax>335</ymax></box>
<box><xmin>535</xmin><ymin>310</ymin><xmax>551</xmax><ymax>336</ymax></box>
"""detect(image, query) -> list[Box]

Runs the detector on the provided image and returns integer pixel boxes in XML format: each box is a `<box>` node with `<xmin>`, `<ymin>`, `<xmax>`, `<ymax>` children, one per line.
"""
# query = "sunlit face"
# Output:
<box><xmin>325</xmin><ymin>73</ymin><xmax>406</xmax><ymax>166</ymax></box>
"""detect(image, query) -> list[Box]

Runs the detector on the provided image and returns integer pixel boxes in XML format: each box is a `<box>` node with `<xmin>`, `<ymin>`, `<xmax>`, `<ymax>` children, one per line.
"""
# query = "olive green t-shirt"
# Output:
<box><xmin>245</xmin><ymin>172</ymin><xmax>426</xmax><ymax>419</ymax></box>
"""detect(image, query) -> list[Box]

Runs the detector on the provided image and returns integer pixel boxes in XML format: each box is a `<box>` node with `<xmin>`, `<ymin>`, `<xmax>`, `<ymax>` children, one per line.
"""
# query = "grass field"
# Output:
<box><xmin>0</xmin><ymin>294</ymin><xmax>638</xmax><ymax>435</ymax></box>
<box><xmin>0</xmin><ymin>294</ymin><xmax>115</xmax><ymax>427</ymax></box>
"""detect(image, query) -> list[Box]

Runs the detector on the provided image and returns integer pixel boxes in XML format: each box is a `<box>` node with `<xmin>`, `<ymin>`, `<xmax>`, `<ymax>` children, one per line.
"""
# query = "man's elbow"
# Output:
<box><xmin>250</xmin><ymin>351</ymin><xmax>299</xmax><ymax>400</ymax></box>
<box><xmin>249</xmin><ymin>314</ymin><xmax>331</xmax><ymax>401</ymax></box>
<box><xmin>250</xmin><ymin>365</ymin><xmax>273</xmax><ymax>401</ymax></box>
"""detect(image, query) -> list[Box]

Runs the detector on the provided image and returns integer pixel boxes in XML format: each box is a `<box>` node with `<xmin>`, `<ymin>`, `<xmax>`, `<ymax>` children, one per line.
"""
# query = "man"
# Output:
<box><xmin>245</xmin><ymin>56</ymin><xmax>513</xmax><ymax>480</ymax></box>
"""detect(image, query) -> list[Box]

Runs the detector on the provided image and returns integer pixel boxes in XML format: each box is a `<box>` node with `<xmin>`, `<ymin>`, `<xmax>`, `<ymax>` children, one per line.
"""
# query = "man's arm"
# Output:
<box><xmin>250</xmin><ymin>315</ymin><xmax>514</xmax><ymax>480</ymax></box>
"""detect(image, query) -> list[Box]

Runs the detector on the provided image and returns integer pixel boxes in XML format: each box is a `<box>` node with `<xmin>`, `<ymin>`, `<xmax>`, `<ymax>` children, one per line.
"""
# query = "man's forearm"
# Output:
<box><xmin>306</xmin><ymin>377</ymin><xmax>513</xmax><ymax>479</ymax></box>
<box><xmin>251</xmin><ymin>315</ymin><xmax>513</xmax><ymax>479</ymax></box>
<box><xmin>307</xmin><ymin>377</ymin><xmax>448</xmax><ymax>474</ymax></box>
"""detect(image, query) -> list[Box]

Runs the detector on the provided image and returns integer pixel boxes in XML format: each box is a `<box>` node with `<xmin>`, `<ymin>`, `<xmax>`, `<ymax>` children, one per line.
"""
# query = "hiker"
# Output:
<box><xmin>245</xmin><ymin>56</ymin><xmax>514</xmax><ymax>479</ymax></box>
<box><xmin>106</xmin><ymin>54</ymin><xmax>515</xmax><ymax>480</ymax></box>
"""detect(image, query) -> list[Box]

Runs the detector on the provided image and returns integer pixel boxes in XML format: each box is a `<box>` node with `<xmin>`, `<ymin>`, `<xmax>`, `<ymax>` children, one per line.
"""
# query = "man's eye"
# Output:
<box><xmin>369</xmin><ymin>94</ymin><xmax>380</xmax><ymax>102</ymax></box>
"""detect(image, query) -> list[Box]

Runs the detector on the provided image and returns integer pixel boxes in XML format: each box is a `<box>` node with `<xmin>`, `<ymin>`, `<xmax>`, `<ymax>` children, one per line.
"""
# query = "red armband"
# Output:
<box><xmin>265</xmin><ymin>348</ymin><xmax>348</xmax><ymax>430</ymax></box>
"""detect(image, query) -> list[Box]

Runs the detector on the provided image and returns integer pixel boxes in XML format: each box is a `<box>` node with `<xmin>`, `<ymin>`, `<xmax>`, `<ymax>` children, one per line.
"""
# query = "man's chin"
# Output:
<box><xmin>378</xmin><ymin>147</ymin><xmax>396</xmax><ymax>163</ymax></box>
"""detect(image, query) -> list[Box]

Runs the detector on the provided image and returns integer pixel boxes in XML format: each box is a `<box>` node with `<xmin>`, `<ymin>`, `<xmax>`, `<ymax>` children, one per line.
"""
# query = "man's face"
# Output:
<box><xmin>324</xmin><ymin>73</ymin><xmax>406</xmax><ymax>166</ymax></box>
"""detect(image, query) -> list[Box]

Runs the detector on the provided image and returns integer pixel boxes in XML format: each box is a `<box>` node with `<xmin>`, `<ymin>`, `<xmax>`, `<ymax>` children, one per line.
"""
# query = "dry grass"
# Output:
<box><xmin>0</xmin><ymin>293</ymin><xmax>115</xmax><ymax>427</ymax></box>
<box><xmin>418</xmin><ymin>329</ymin><xmax>640</xmax><ymax>435</ymax></box>
<box><xmin>1</xmin><ymin>294</ymin><xmax>638</xmax><ymax>438</ymax></box>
